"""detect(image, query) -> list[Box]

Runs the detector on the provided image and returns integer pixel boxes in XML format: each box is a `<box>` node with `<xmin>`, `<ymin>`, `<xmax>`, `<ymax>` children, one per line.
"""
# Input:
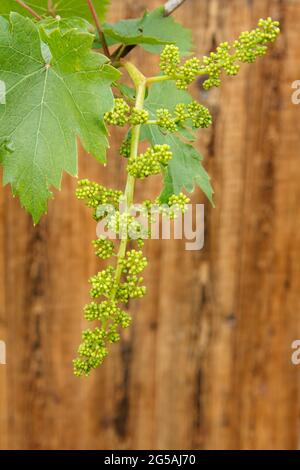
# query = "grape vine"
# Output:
<box><xmin>0</xmin><ymin>0</ymin><xmax>280</xmax><ymax>376</ymax></box>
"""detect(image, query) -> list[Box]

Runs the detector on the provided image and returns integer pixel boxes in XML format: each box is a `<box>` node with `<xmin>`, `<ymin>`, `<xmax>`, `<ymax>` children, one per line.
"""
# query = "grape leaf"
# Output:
<box><xmin>40</xmin><ymin>16</ymin><xmax>94</xmax><ymax>34</ymax></box>
<box><xmin>142</xmin><ymin>80</ymin><xmax>214</xmax><ymax>203</ymax></box>
<box><xmin>103</xmin><ymin>7</ymin><xmax>192</xmax><ymax>55</ymax></box>
<box><xmin>141</xmin><ymin>124</ymin><xmax>214</xmax><ymax>205</ymax></box>
<box><xmin>115</xmin><ymin>83</ymin><xmax>136</xmax><ymax>102</ymax></box>
<box><xmin>103</xmin><ymin>16</ymin><xmax>171</xmax><ymax>47</ymax></box>
<box><xmin>0</xmin><ymin>0</ymin><xmax>110</xmax><ymax>21</ymax></box>
<box><xmin>0</xmin><ymin>13</ymin><xmax>119</xmax><ymax>223</ymax></box>
<box><xmin>145</xmin><ymin>80</ymin><xmax>192</xmax><ymax>113</ymax></box>
<box><xmin>0</xmin><ymin>137</ymin><xmax>14</xmax><ymax>164</ymax></box>
<box><xmin>140</xmin><ymin>7</ymin><xmax>192</xmax><ymax>56</ymax></box>
<box><xmin>144</xmin><ymin>80</ymin><xmax>197</xmax><ymax>141</ymax></box>
<box><xmin>144</xmin><ymin>79</ymin><xmax>194</xmax><ymax>137</ymax></box>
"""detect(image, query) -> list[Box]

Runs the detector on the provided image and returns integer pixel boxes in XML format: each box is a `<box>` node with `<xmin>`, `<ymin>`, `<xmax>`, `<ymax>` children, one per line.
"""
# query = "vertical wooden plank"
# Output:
<box><xmin>235</xmin><ymin>0</ymin><xmax>300</xmax><ymax>450</ymax></box>
<box><xmin>0</xmin><ymin>186</ymin><xmax>8</xmax><ymax>448</ymax></box>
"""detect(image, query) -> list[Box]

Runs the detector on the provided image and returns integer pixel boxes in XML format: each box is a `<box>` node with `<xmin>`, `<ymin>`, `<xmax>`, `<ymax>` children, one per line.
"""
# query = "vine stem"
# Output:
<box><xmin>111</xmin><ymin>62</ymin><xmax>147</xmax><ymax>297</ymax></box>
<box><xmin>15</xmin><ymin>0</ymin><xmax>42</xmax><ymax>20</ymax></box>
<box><xmin>47</xmin><ymin>0</ymin><xmax>56</xmax><ymax>17</ymax></box>
<box><xmin>86</xmin><ymin>0</ymin><xmax>110</xmax><ymax>58</ymax></box>
<box><xmin>147</xmin><ymin>75</ymin><xmax>171</xmax><ymax>85</ymax></box>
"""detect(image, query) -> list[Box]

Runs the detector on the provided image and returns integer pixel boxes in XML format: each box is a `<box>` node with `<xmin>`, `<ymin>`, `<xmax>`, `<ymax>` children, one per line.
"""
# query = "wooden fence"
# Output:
<box><xmin>0</xmin><ymin>0</ymin><xmax>300</xmax><ymax>450</ymax></box>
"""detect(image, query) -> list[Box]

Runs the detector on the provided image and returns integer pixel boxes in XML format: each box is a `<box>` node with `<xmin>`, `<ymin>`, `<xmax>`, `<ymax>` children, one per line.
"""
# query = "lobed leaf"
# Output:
<box><xmin>0</xmin><ymin>13</ymin><xmax>119</xmax><ymax>223</ymax></box>
<box><xmin>0</xmin><ymin>0</ymin><xmax>110</xmax><ymax>21</ymax></box>
<box><xmin>142</xmin><ymin>126</ymin><xmax>214</xmax><ymax>205</ymax></box>
<box><xmin>103</xmin><ymin>7</ymin><xmax>193</xmax><ymax>55</ymax></box>
<box><xmin>142</xmin><ymin>81</ymin><xmax>214</xmax><ymax>204</ymax></box>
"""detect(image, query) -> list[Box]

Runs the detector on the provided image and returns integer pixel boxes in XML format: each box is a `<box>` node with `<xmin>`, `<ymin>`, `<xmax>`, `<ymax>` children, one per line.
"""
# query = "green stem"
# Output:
<box><xmin>86</xmin><ymin>0</ymin><xmax>110</xmax><ymax>58</ymax></box>
<box><xmin>146</xmin><ymin>75</ymin><xmax>171</xmax><ymax>85</ymax></box>
<box><xmin>15</xmin><ymin>0</ymin><xmax>42</xmax><ymax>20</ymax></box>
<box><xmin>146</xmin><ymin>69</ymin><xmax>207</xmax><ymax>86</ymax></box>
<box><xmin>111</xmin><ymin>62</ymin><xmax>147</xmax><ymax>298</ymax></box>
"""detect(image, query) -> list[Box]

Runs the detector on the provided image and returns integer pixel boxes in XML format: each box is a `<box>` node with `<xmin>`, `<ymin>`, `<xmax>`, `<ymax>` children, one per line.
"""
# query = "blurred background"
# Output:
<box><xmin>1</xmin><ymin>0</ymin><xmax>300</xmax><ymax>450</ymax></box>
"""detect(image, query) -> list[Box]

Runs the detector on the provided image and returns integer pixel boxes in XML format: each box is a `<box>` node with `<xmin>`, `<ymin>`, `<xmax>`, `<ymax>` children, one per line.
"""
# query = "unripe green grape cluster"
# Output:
<box><xmin>120</xmin><ymin>136</ymin><xmax>131</xmax><ymax>158</ymax></box>
<box><xmin>76</xmin><ymin>179</ymin><xmax>122</xmax><ymax>212</ymax></box>
<box><xmin>159</xmin><ymin>43</ymin><xmax>180</xmax><ymax>75</ymax></box>
<box><xmin>127</xmin><ymin>144</ymin><xmax>172</xmax><ymax>178</ymax></box>
<box><xmin>234</xmin><ymin>18</ymin><xmax>280</xmax><ymax>63</ymax></box>
<box><xmin>187</xmin><ymin>102</ymin><xmax>212</xmax><ymax>128</ymax></box>
<box><xmin>104</xmin><ymin>98</ymin><xmax>130</xmax><ymax>126</ymax></box>
<box><xmin>156</xmin><ymin>193</ymin><xmax>191</xmax><ymax>219</ymax></box>
<box><xmin>174</xmin><ymin>103</ymin><xmax>188</xmax><ymax>124</ymax></box>
<box><xmin>74</xmin><ymin>177</ymin><xmax>190</xmax><ymax>376</ymax></box>
<box><xmin>89</xmin><ymin>266</ymin><xmax>116</xmax><ymax>299</ymax></box>
<box><xmin>168</xmin><ymin>193</ymin><xmax>191</xmax><ymax>212</ymax></box>
<box><xmin>116</xmin><ymin>276</ymin><xmax>146</xmax><ymax>302</ymax></box>
<box><xmin>155</xmin><ymin>101</ymin><xmax>212</xmax><ymax>132</ymax></box>
<box><xmin>120</xmin><ymin>249</ymin><xmax>148</xmax><ymax>276</ymax></box>
<box><xmin>74</xmin><ymin>327</ymin><xmax>108</xmax><ymax>376</ymax></box>
<box><xmin>129</xmin><ymin>108</ymin><xmax>149</xmax><ymax>125</ymax></box>
<box><xmin>84</xmin><ymin>300</ymin><xmax>131</xmax><ymax>328</ymax></box>
<box><xmin>156</xmin><ymin>109</ymin><xmax>178</xmax><ymax>132</ymax></box>
<box><xmin>107</xmin><ymin>211</ymin><xmax>147</xmax><ymax>240</ymax></box>
<box><xmin>104</xmin><ymin>100</ymin><xmax>150</xmax><ymax>127</ymax></box>
<box><xmin>92</xmin><ymin>237</ymin><xmax>114</xmax><ymax>260</ymax></box>
<box><xmin>160</xmin><ymin>45</ymin><xmax>201</xmax><ymax>89</ymax></box>
<box><xmin>159</xmin><ymin>18</ymin><xmax>280</xmax><ymax>90</ymax></box>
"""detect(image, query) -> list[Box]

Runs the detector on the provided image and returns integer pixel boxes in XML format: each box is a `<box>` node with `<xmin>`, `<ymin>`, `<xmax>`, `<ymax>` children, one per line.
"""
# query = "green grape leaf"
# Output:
<box><xmin>115</xmin><ymin>83</ymin><xmax>136</xmax><ymax>102</ymax></box>
<box><xmin>145</xmin><ymin>79</ymin><xmax>192</xmax><ymax>113</ymax></box>
<box><xmin>103</xmin><ymin>17</ymin><xmax>171</xmax><ymax>47</ymax></box>
<box><xmin>0</xmin><ymin>0</ymin><xmax>110</xmax><ymax>21</ymax></box>
<box><xmin>103</xmin><ymin>6</ymin><xmax>192</xmax><ymax>55</ymax></box>
<box><xmin>142</xmin><ymin>80</ymin><xmax>213</xmax><ymax>203</ymax></box>
<box><xmin>141</xmin><ymin>126</ymin><xmax>214</xmax><ymax>205</ymax></box>
<box><xmin>40</xmin><ymin>16</ymin><xmax>94</xmax><ymax>35</ymax></box>
<box><xmin>140</xmin><ymin>7</ymin><xmax>192</xmax><ymax>56</ymax></box>
<box><xmin>144</xmin><ymin>79</ymin><xmax>198</xmax><ymax>141</ymax></box>
<box><xmin>0</xmin><ymin>13</ymin><xmax>119</xmax><ymax>223</ymax></box>
<box><xmin>144</xmin><ymin>79</ymin><xmax>193</xmax><ymax>137</ymax></box>
<box><xmin>0</xmin><ymin>137</ymin><xmax>14</xmax><ymax>164</ymax></box>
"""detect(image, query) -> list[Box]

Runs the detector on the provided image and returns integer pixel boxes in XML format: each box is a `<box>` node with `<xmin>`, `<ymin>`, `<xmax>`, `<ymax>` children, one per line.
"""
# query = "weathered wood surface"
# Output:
<box><xmin>0</xmin><ymin>0</ymin><xmax>300</xmax><ymax>450</ymax></box>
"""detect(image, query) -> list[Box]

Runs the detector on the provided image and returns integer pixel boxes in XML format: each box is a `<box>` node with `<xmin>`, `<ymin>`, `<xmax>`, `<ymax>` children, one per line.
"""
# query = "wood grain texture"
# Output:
<box><xmin>0</xmin><ymin>0</ymin><xmax>300</xmax><ymax>450</ymax></box>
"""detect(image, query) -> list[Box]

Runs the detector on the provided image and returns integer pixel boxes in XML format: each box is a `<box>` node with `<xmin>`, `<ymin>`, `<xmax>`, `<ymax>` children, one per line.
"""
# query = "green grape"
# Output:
<box><xmin>104</xmin><ymin>98</ymin><xmax>130</xmax><ymax>126</ymax></box>
<box><xmin>160</xmin><ymin>44</ymin><xmax>180</xmax><ymax>75</ymax></box>
<box><xmin>76</xmin><ymin>179</ymin><xmax>122</xmax><ymax>211</ymax></box>
<box><xmin>92</xmin><ymin>236</ymin><xmax>114</xmax><ymax>259</ymax></box>
<box><xmin>116</xmin><ymin>276</ymin><xmax>146</xmax><ymax>302</ymax></box>
<box><xmin>127</xmin><ymin>145</ymin><xmax>172</xmax><ymax>179</ymax></box>
<box><xmin>89</xmin><ymin>266</ymin><xmax>116</xmax><ymax>299</ymax></box>
<box><xmin>174</xmin><ymin>103</ymin><xmax>188</xmax><ymax>124</ymax></box>
<box><xmin>168</xmin><ymin>193</ymin><xmax>190</xmax><ymax>212</ymax></box>
<box><xmin>120</xmin><ymin>136</ymin><xmax>132</xmax><ymax>158</ymax></box>
<box><xmin>176</xmin><ymin>57</ymin><xmax>201</xmax><ymax>90</ymax></box>
<box><xmin>116</xmin><ymin>311</ymin><xmax>132</xmax><ymax>328</ymax></box>
<box><xmin>120</xmin><ymin>249</ymin><xmax>148</xmax><ymax>275</ymax></box>
<box><xmin>129</xmin><ymin>108</ymin><xmax>149</xmax><ymax>125</ymax></box>
<box><xmin>201</xmin><ymin>18</ymin><xmax>280</xmax><ymax>89</ymax></box>
<box><xmin>73</xmin><ymin>327</ymin><xmax>108</xmax><ymax>377</ymax></box>
<box><xmin>156</xmin><ymin>109</ymin><xmax>178</xmax><ymax>133</ymax></box>
<box><xmin>106</xmin><ymin>324</ymin><xmax>120</xmax><ymax>344</ymax></box>
<box><xmin>107</xmin><ymin>211</ymin><xmax>143</xmax><ymax>239</ymax></box>
<box><xmin>188</xmin><ymin>102</ymin><xmax>212</xmax><ymax>129</ymax></box>
<box><xmin>158</xmin><ymin>19</ymin><xmax>280</xmax><ymax>91</ymax></box>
